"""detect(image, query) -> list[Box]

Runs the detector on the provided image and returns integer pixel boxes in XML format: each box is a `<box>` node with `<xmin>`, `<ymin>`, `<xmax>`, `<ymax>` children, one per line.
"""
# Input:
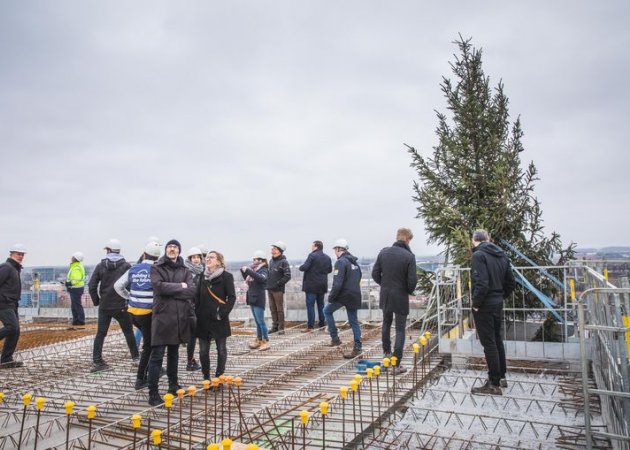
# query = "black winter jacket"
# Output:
<box><xmin>241</xmin><ymin>265</ymin><xmax>268</xmax><ymax>309</ymax></box>
<box><xmin>0</xmin><ymin>258</ymin><xmax>22</xmax><ymax>311</ymax></box>
<box><xmin>471</xmin><ymin>242</ymin><xmax>516</xmax><ymax>310</ymax></box>
<box><xmin>194</xmin><ymin>271</ymin><xmax>236</xmax><ymax>340</ymax></box>
<box><xmin>150</xmin><ymin>256</ymin><xmax>195</xmax><ymax>346</ymax></box>
<box><xmin>267</xmin><ymin>255</ymin><xmax>291</xmax><ymax>292</ymax></box>
<box><xmin>299</xmin><ymin>250</ymin><xmax>332</xmax><ymax>294</ymax></box>
<box><xmin>328</xmin><ymin>252</ymin><xmax>363</xmax><ymax>310</ymax></box>
<box><xmin>88</xmin><ymin>256</ymin><xmax>131</xmax><ymax>311</ymax></box>
<box><xmin>372</xmin><ymin>241</ymin><xmax>418</xmax><ymax>315</ymax></box>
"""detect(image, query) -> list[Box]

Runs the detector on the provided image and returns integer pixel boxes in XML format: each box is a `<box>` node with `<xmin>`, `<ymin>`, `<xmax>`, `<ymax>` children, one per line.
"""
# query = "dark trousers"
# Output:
<box><xmin>305</xmin><ymin>292</ymin><xmax>326</xmax><ymax>328</ymax></box>
<box><xmin>131</xmin><ymin>313</ymin><xmax>152</xmax><ymax>380</ymax></box>
<box><xmin>0</xmin><ymin>308</ymin><xmax>20</xmax><ymax>363</ymax></box>
<box><xmin>382</xmin><ymin>312</ymin><xmax>407</xmax><ymax>360</ymax></box>
<box><xmin>187</xmin><ymin>336</ymin><xmax>197</xmax><ymax>362</ymax></box>
<box><xmin>69</xmin><ymin>287</ymin><xmax>85</xmax><ymax>325</ymax></box>
<box><xmin>267</xmin><ymin>290</ymin><xmax>285</xmax><ymax>330</ymax></box>
<box><xmin>473</xmin><ymin>305</ymin><xmax>506</xmax><ymax>385</ymax></box>
<box><xmin>199</xmin><ymin>337</ymin><xmax>227</xmax><ymax>379</ymax></box>
<box><xmin>148</xmin><ymin>344</ymin><xmax>179</xmax><ymax>396</ymax></box>
<box><xmin>92</xmin><ymin>308</ymin><xmax>139</xmax><ymax>363</ymax></box>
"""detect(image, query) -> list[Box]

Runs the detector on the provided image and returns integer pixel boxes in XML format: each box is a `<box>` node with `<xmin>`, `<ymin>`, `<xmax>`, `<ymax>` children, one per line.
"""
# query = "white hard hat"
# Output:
<box><xmin>144</xmin><ymin>241</ymin><xmax>162</xmax><ymax>258</ymax></box>
<box><xmin>104</xmin><ymin>238</ymin><xmax>122</xmax><ymax>252</ymax></box>
<box><xmin>271</xmin><ymin>241</ymin><xmax>287</xmax><ymax>252</ymax></box>
<box><xmin>332</xmin><ymin>238</ymin><xmax>349</xmax><ymax>250</ymax></box>
<box><xmin>9</xmin><ymin>243</ymin><xmax>27</xmax><ymax>253</ymax></box>
<box><xmin>186</xmin><ymin>247</ymin><xmax>203</xmax><ymax>259</ymax></box>
<box><xmin>252</xmin><ymin>250</ymin><xmax>267</xmax><ymax>260</ymax></box>
<box><xmin>197</xmin><ymin>244</ymin><xmax>209</xmax><ymax>255</ymax></box>
<box><xmin>72</xmin><ymin>251</ymin><xmax>84</xmax><ymax>262</ymax></box>
<box><xmin>145</xmin><ymin>236</ymin><xmax>160</xmax><ymax>245</ymax></box>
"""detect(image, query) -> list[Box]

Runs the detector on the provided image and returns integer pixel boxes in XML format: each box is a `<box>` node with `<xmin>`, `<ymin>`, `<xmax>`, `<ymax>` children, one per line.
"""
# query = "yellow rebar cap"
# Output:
<box><xmin>151</xmin><ymin>429</ymin><xmax>162</xmax><ymax>445</ymax></box>
<box><xmin>35</xmin><ymin>397</ymin><xmax>46</xmax><ymax>411</ymax></box>
<box><xmin>374</xmin><ymin>365</ymin><xmax>381</xmax><ymax>376</ymax></box>
<box><xmin>64</xmin><ymin>401</ymin><xmax>75</xmax><ymax>415</ymax></box>
<box><xmin>299</xmin><ymin>410</ymin><xmax>309</xmax><ymax>424</ymax></box>
<box><xmin>86</xmin><ymin>405</ymin><xmax>97</xmax><ymax>419</ymax></box>
<box><xmin>222</xmin><ymin>438</ymin><xmax>233</xmax><ymax>449</ymax></box>
<box><xmin>207</xmin><ymin>444</ymin><xmax>219</xmax><ymax>450</ymax></box>
<box><xmin>22</xmin><ymin>393</ymin><xmax>33</xmax><ymax>406</ymax></box>
<box><xmin>131</xmin><ymin>414</ymin><xmax>141</xmax><ymax>428</ymax></box>
<box><xmin>413</xmin><ymin>343</ymin><xmax>420</xmax><ymax>353</ymax></box>
<box><xmin>188</xmin><ymin>386</ymin><xmax>197</xmax><ymax>396</ymax></box>
<box><xmin>319</xmin><ymin>401</ymin><xmax>329</xmax><ymax>415</ymax></box>
<box><xmin>340</xmin><ymin>386</ymin><xmax>348</xmax><ymax>399</ymax></box>
<box><xmin>164</xmin><ymin>393</ymin><xmax>174</xmax><ymax>408</ymax></box>
<box><xmin>383</xmin><ymin>358</ymin><xmax>390</xmax><ymax>368</ymax></box>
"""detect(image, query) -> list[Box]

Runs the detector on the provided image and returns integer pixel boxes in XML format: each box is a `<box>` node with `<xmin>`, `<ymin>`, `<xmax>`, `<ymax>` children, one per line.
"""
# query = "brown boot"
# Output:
<box><xmin>248</xmin><ymin>338</ymin><xmax>261</xmax><ymax>349</ymax></box>
<box><xmin>258</xmin><ymin>339</ymin><xmax>270</xmax><ymax>351</ymax></box>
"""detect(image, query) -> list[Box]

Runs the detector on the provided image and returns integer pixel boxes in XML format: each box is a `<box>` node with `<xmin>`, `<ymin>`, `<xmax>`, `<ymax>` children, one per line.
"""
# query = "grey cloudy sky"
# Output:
<box><xmin>1</xmin><ymin>1</ymin><xmax>629</xmax><ymax>266</ymax></box>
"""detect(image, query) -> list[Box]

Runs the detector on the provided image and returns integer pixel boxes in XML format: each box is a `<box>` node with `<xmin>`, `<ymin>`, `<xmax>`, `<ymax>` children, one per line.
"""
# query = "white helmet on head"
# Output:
<box><xmin>186</xmin><ymin>247</ymin><xmax>203</xmax><ymax>259</ymax></box>
<box><xmin>144</xmin><ymin>241</ymin><xmax>162</xmax><ymax>258</ymax></box>
<box><xmin>104</xmin><ymin>238</ymin><xmax>122</xmax><ymax>252</ymax></box>
<box><xmin>145</xmin><ymin>236</ymin><xmax>160</xmax><ymax>245</ymax></box>
<box><xmin>271</xmin><ymin>241</ymin><xmax>287</xmax><ymax>252</ymax></box>
<box><xmin>9</xmin><ymin>243</ymin><xmax>27</xmax><ymax>253</ymax></box>
<box><xmin>332</xmin><ymin>238</ymin><xmax>349</xmax><ymax>250</ymax></box>
<box><xmin>252</xmin><ymin>250</ymin><xmax>267</xmax><ymax>260</ymax></box>
<box><xmin>72</xmin><ymin>251</ymin><xmax>84</xmax><ymax>262</ymax></box>
<box><xmin>197</xmin><ymin>244</ymin><xmax>209</xmax><ymax>255</ymax></box>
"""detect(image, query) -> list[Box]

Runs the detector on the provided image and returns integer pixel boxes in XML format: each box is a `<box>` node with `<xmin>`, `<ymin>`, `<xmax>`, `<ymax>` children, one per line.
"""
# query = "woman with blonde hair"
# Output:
<box><xmin>193</xmin><ymin>251</ymin><xmax>236</xmax><ymax>379</ymax></box>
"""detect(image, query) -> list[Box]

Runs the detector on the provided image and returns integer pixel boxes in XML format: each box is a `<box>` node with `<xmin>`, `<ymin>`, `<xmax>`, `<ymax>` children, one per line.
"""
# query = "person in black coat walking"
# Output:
<box><xmin>372</xmin><ymin>228</ymin><xmax>418</xmax><ymax>372</ymax></box>
<box><xmin>470</xmin><ymin>229</ymin><xmax>515</xmax><ymax>396</ymax></box>
<box><xmin>241</xmin><ymin>250</ymin><xmax>270</xmax><ymax>350</ymax></box>
<box><xmin>195</xmin><ymin>251</ymin><xmax>236</xmax><ymax>380</ymax></box>
<box><xmin>147</xmin><ymin>239</ymin><xmax>195</xmax><ymax>406</ymax></box>
<box><xmin>88</xmin><ymin>239</ymin><xmax>138</xmax><ymax>373</ymax></box>
<box><xmin>299</xmin><ymin>241</ymin><xmax>332</xmax><ymax>331</ymax></box>
<box><xmin>0</xmin><ymin>244</ymin><xmax>26</xmax><ymax>369</ymax></box>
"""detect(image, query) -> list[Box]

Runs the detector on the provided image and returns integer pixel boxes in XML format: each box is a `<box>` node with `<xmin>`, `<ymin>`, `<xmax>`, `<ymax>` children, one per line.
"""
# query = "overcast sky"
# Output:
<box><xmin>1</xmin><ymin>1</ymin><xmax>629</xmax><ymax>267</ymax></box>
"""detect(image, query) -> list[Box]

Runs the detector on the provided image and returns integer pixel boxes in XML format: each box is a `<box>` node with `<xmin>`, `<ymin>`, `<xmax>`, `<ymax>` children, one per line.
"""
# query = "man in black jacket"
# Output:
<box><xmin>0</xmin><ymin>244</ymin><xmax>27</xmax><ymax>369</ymax></box>
<box><xmin>88</xmin><ymin>238</ymin><xmax>138</xmax><ymax>372</ymax></box>
<box><xmin>266</xmin><ymin>241</ymin><xmax>291</xmax><ymax>334</ymax></box>
<box><xmin>372</xmin><ymin>228</ymin><xmax>417</xmax><ymax>373</ymax></box>
<box><xmin>299</xmin><ymin>240</ymin><xmax>332</xmax><ymax>332</ymax></box>
<box><xmin>470</xmin><ymin>229</ymin><xmax>516</xmax><ymax>395</ymax></box>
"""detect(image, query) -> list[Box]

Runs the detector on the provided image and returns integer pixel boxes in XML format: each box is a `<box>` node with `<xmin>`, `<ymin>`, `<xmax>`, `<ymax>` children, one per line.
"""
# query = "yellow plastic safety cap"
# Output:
<box><xmin>366</xmin><ymin>368</ymin><xmax>373</xmax><ymax>379</ymax></box>
<box><xmin>383</xmin><ymin>358</ymin><xmax>390</xmax><ymax>368</ymax></box>
<box><xmin>207</xmin><ymin>444</ymin><xmax>220</xmax><ymax>450</ymax></box>
<box><xmin>222</xmin><ymin>438</ymin><xmax>233</xmax><ymax>449</ymax></box>
<box><xmin>131</xmin><ymin>414</ymin><xmax>141</xmax><ymax>428</ymax></box>
<box><xmin>188</xmin><ymin>386</ymin><xmax>197</xmax><ymax>397</ymax></box>
<box><xmin>391</xmin><ymin>356</ymin><xmax>398</xmax><ymax>367</ymax></box>
<box><xmin>86</xmin><ymin>405</ymin><xmax>96</xmax><ymax>419</ymax></box>
<box><xmin>234</xmin><ymin>377</ymin><xmax>243</xmax><ymax>387</ymax></box>
<box><xmin>226</xmin><ymin>376</ymin><xmax>234</xmax><ymax>385</ymax></box>
<box><xmin>420</xmin><ymin>336</ymin><xmax>427</xmax><ymax>346</ymax></box>
<box><xmin>219</xmin><ymin>375</ymin><xmax>226</xmax><ymax>385</ymax></box>
<box><xmin>246</xmin><ymin>444</ymin><xmax>258</xmax><ymax>450</ymax></box>
<box><xmin>350</xmin><ymin>380</ymin><xmax>358</xmax><ymax>392</ymax></box>
<box><xmin>22</xmin><ymin>393</ymin><xmax>33</xmax><ymax>406</ymax></box>
<box><xmin>64</xmin><ymin>401</ymin><xmax>75</xmax><ymax>415</ymax></box>
<box><xmin>424</xmin><ymin>331</ymin><xmax>431</xmax><ymax>339</ymax></box>
<box><xmin>212</xmin><ymin>378</ymin><xmax>220</xmax><ymax>388</ymax></box>
<box><xmin>202</xmin><ymin>380</ymin><xmax>211</xmax><ymax>390</ymax></box>
<box><xmin>320</xmin><ymin>401</ymin><xmax>329</xmax><ymax>415</ymax></box>
<box><xmin>299</xmin><ymin>410</ymin><xmax>309</xmax><ymax>425</ymax></box>
<box><xmin>151</xmin><ymin>429</ymin><xmax>162</xmax><ymax>445</ymax></box>
<box><xmin>413</xmin><ymin>343</ymin><xmax>420</xmax><ymax>353</ymax></box>
<box><xmin>176</xmin><ymin>388</ymin><xmax>185</xmax><ymax>399</ymax></box>
<box><xmin>374</xmin><ymin>365</ymin><xmax>381</xmax><ymax>376</ymax></box>
<box><xmin>164</xmin><ymin>393</ymin><xmax>174</xmax><ymax>408</ymax></box>
<box><xmin>340</xmin><ymin>386</ymin><xmax>348</xmax><ymax>399</ymax></box>
<box><xmin>35</xmin><ymin>397</ymin><xmax>46</xmax><ymax>411</ymax></box>
<box><xmin>354</xmin><ymin>374</ymin><xmax>362</xmax><ymax>384</ymax></box>
<box><xmin>0</xmin><ymin>392</ymin><xmax>4</xmax><ymax>403</ymax></box>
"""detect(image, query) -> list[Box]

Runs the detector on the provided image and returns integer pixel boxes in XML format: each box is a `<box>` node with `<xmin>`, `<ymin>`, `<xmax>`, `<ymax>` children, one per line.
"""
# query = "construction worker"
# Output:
<box><xmin>372</xmin><ymin>228</ymin><xmax>418</xmax><ymax>374</ymax></box>
<box><xmin>241</xmin><ymin>250</ymin><xmax>270</xmax><ymax>350</ymax></box>
<box><xmin>88</xmin><ymin>239</ymin><xmax>139</xmax><ymax>372</ymax></box>
<box><xmin>114</xmin><ymin>241</ymin><xmax>162</xmax><ymax>390</ymax></box>
<box><xmin>184</xmin><ymin>247</ymin><xmax>203</xmax><ymax>371</ymax></box>
<box><xmin>66</xmin><ymin>251</ymin><xmax>86</xmax><ymax>326</ymax></box>
<box><xmin>266</xmin><ymin>241</ymin><xmax>291</xmax><ymax>334</ymax></box>
<box><xmin>324</xmin><ymin>239</ymin><xmax>363</xmax><ymax>359</ymax></box>
<box><xmin>299</xmin><ymin>240</ymin><xmax>333</xmax><ymax>332</ymax></box>
<box><xmin>0</xmin><ymin>244</ymin><xmax>26</xmax><ymax>369</ymax></box>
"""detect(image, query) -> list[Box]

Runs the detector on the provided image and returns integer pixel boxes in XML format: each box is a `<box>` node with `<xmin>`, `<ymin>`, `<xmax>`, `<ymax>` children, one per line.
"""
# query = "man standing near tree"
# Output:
<box><xmin>470</xmin><ymin>229</ymin><xmax>515</xmax><ymax>395</ymax></box>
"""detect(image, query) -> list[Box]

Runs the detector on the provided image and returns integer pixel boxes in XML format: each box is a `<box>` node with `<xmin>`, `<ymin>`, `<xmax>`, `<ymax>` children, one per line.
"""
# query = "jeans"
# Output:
<box><xmin>0</xmin><ymin>308</ymin><xmax>20</xmax><ymax>363</ymax></box>
<box><xmin>324</xmin><ymin>302</ymin><xmax>361</xmax><ymax>349</ymax></box>
<box><xmin>134</xmin><ymin>327</ymin><xmax>142</xmax><ymax>347</ymax></box>
<box><xmin>92</xmin><ymin>308</ymin><xmax>139</xmax><ymax>363</ymax></box>
<box><xmin>148</xmin><ymin>344</ymin><xmax>179</xmax><ymax>396</ymax></box>
<box><xmin>267</xmin><ymin>291</ymin><xmax>285</xmax><ymax>330</ymax></box>
<box><xmin>251</xmin><ymin>306</ymin><xmax>268</xmax><ymax>340</ymax></box>
<box><xmin>305</xmin><ymin>292</ymin><xmax>326</xmax><ymax>329</ymax></box>
<box><xmin>199</xmin><ymin>337</ymin><xmax>227</xmax><ymax>379</ymax></box>
<box><xmin>382</xmin><ymin>312</ymin><xmax>407</xmax><ymax>360</ymax></box>
<box><xmin>473</xmin><ymin>305</ymin><xmax>506</xmax><ymax>385</ymax></box>
<box><xmin>69</xmin><ymin>287</ymin><xmax>85</xmax><ymax>324</ymax></box>
<box><xmin>131</xmin><ymin>313</ymin><xmax>152</xmax><ymax>380</ymax></box>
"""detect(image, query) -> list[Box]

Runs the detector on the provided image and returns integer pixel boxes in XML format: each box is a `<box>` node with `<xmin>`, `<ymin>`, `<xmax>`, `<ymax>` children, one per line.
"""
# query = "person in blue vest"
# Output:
<box><xmin>299</xmin><ymin>240</ymin><xmax>333</xmax><ymax>332</ymax></box>
<box><xmin>115</xmin><ymin>241</ymin><xmax>162</xmax><ymax>390</ymax></box>
<box><xmin>66</xmin><ymin>251</ymin><xmax>86</xmax><ymax>326</ymax></box>
<box><xmin>0</xmin><ymin>244</ymin><xmax>26</xmax><ymax>369</ymax></box>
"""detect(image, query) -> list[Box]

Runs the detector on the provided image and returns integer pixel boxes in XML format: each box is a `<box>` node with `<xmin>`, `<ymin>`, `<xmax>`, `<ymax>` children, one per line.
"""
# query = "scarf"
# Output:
<box><xmin>185</xmin><ymin>259</ymin><xmax>205</xmax><ymax>276</ymax></box>
<box><xmin>204</xmin><ymin>267</ymin><xmax>224</xmax><ymax>281</ymax></box>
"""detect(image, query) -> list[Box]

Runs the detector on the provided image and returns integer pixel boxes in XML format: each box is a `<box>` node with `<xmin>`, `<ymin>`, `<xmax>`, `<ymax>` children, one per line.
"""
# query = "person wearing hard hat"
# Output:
<box><xmin>241</xmin><ymin>250</ymin><xmax>270</xmax><ymax>350</ymax></box>
<box><xmin>0</xmin><ymin>244</ymin><xmax>27</xmax><ymax>369</ymax></box>
<box><xmin>114</xmin><ymin>241</ymin><xmax>163</xmax><ymax>390</ymax></box>
<box><xmin>184</xmin><ymin>247</ymin><xmax>203</xmax><ymax>372</ymax></box>
<box><xmin>324</xmin><ymin>239</ymin><xmax>363</xmax><ymax>359</ymax></box>
<box><xmin>66</xmin><ymin>252</ymin><xmax>86</xmax><ymax>326</ymax></box>
<box><xmin>372</xmin><ymin>228</ymin><xmax>418</xmax><ymax>374</ymax></box>
<box><xmin>88</xmin><ymin>239</ymin><xmax>139</xmax><ymax>372</ymax></box>
<box><xmin>299</xmin><ymin>240</ymin><xmax>333</xmax><ymax>332</ymax></box>
<box><xmin>266</xmin><ymin>241</ymin><xmax>291</xmax><ymax>334</ymax></box>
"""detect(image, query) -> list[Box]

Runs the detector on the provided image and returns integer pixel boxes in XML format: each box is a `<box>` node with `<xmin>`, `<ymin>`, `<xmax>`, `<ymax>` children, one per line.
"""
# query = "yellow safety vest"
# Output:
<box><xmin>66</xmin><ymin>261</ymin><xmax>85</xmax><ymax>288</ymax></box>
